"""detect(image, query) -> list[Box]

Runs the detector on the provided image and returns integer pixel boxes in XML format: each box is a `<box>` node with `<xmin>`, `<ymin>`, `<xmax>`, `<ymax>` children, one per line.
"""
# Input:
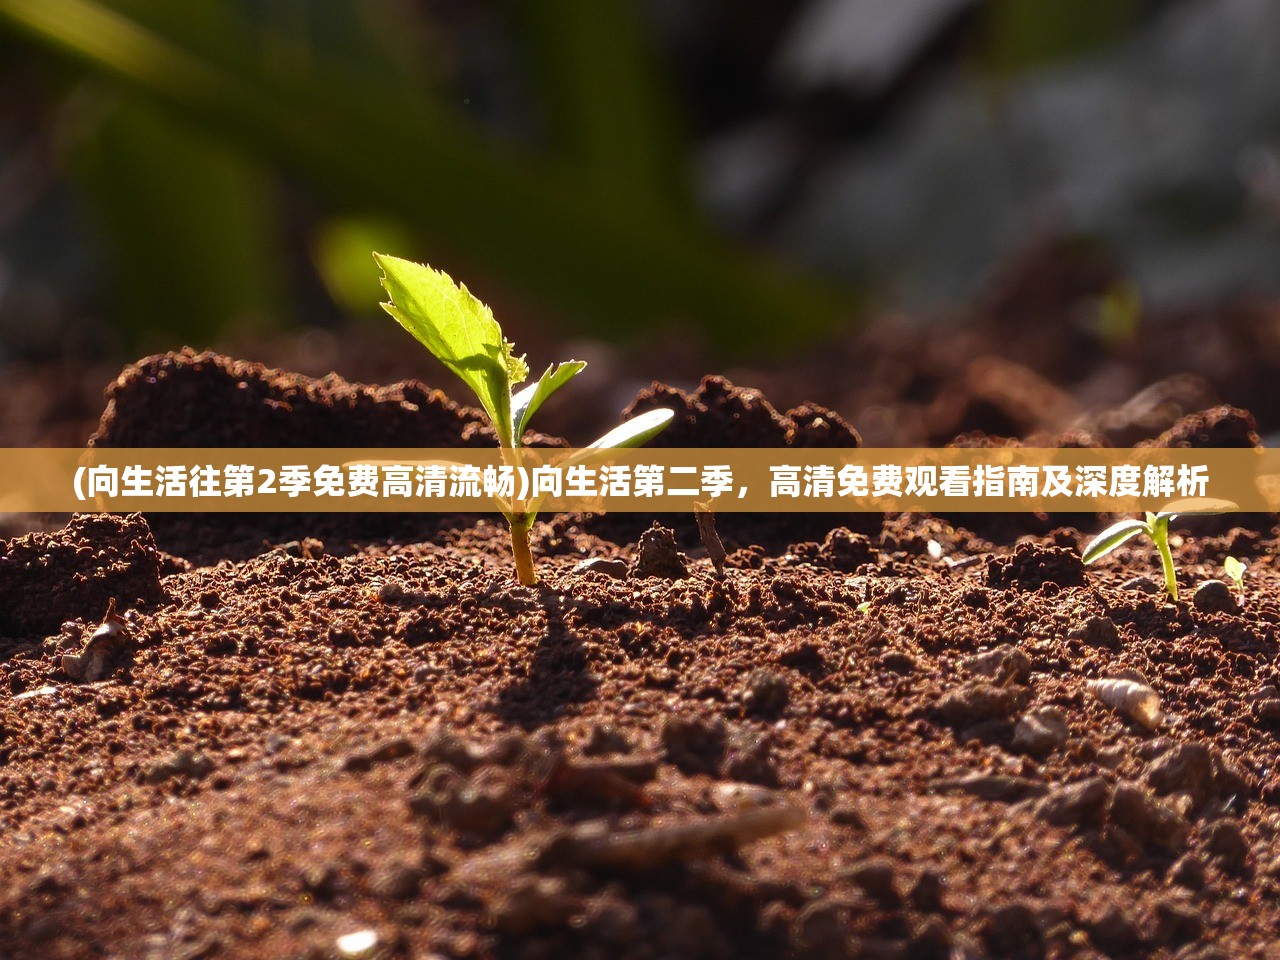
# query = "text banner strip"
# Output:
<box><xmin>0</xmin><ymin>447</ymin><xmax>1274</xmax><ymax>513</ymax></box>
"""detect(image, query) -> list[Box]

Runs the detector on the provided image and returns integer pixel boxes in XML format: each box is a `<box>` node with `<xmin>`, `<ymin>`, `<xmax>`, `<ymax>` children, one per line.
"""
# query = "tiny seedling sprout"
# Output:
<box><xmin>1224</xmin><ymin>556</ymin><xmax>1247</xmax><ymax>592</ymax></box>
<box><xmin>375</xmin><ymin>253</ymin><xmax>673</xmax><ymax>586</ymax></box>
<box><xmin>1081</xmin><ymin>498</ymin><xmax>1238</xmax><ymax>601</ymax></box>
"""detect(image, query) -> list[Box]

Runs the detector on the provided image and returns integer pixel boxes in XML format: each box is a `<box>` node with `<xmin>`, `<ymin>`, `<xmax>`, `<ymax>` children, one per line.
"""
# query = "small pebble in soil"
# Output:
<box><xmin>490</xmin><ymin>875</ymin><xmax>576</xmax><ymax>935</ymax></box>
<box><xmin>1254</xmin><ymin>698</ymin><xmax>1280</xmax><ymax>726</ymax></box>
<box><xmin>839</xmin><ymin>857</ymin><xmax>900</xmax><ymax>907</ymax></box>
<box><xmin>933</xmin><ymin>682</ymin><xmax>1029</xmax><ymax>727</ymax></box>
<box><xmin>1169</xmin><ymin>853</ymin><xmax>1207</xmax><ymax>889</ymax></box>
<box><xmin>341</xmin><ymin>736</ymin><xmax>415</xmax><ymax>772</ymax></box>
<box><xmin>908</xmin><ymin>869</ymin><xmax>947</xmax><ymax>913</ymax></box>
<box><xmin>334</xmin><ymin>929</ymin><xmax>381</xmax><ymax>959</ymax></box>
<box><xmin>533</xmin><ymin>804</ymin><xmax>806</xmax><ymax>871</ymax></box>
<box><xmin>1032</xmin><ymin>777</ymin><xmax>1110</xmax><ymax>827</ymax></box>
<box><xmin>660</xmin><ymin>714</ymin><xmax>726</xmax><ymax>775</ymax></box>
<box><xmin>142</xmin><ymin>749</ymin><xmax>215</xmax><ymax>785</ymax></box>
<box><xmin>1152</xmin><ymin>898</ymin><xmax>1204</xmax><ymax>946</ymax></box>
<box><xmin>1193</xmin><ymin>579</ymin><xmax>1238</xmax><ymax>614</ymax></box>
<box><xmin>962</xmin><ymin>645</ymin><xmax>1032</xmax><ymax>685</ymax></box>
<box><xmin>1121</xmin><ymin>575</ymin><xmax>1160</xmax><ymax>594</ymax></box>
<box><xmin>572</xmin><ymin>557</ymin><xmax>629</xmax><ymax>579</ymax></box>
<box><xmin>1067</xmin><ymin>615</ymin><xmax>1121</xmax><ymax>649</ymax></box>
<box><xmin>407</xmin><ymin>765</ymin><xmax>520</xmax><ymax>838</ymax></box>
<box><xmin>581</xmin><ymin>723</ymin><xmax>632</xmax><ymax>756</ymax></box>
<box><xmin>935</xmin><ymin>772</ymin><xmax>1046</xmax><ymax>803</ymax></box>
<box><xmin>1012</xmin><ymin>707</ymin><xmax>1069</xmax><ymax>756</ymax></box>
<box><xmin>1199</xmin><ymin>818</ymin><xmax>1250</xmax><ymax>870</ymax></box>
<box><xmin>741</xmin><ymin>668</ymin><xmax>790</xmax><ymax>717</ymax></box>
<box><xmin>631</xmin><ymin>523</ymin><xmax>689</xmax><ymax>580</ymax></box>
<box><xmin>877</xmin><ymin>650</ymin><xmax>918</xmax><ymax>674</ymax></box>
<box><xmin>724</xmin><ymin>726</ymin><xmax>779</xmax><ymax>786</ymax></box>
<box><xmin>792</xmin><ymin>897</ymin><xmax>855</xmax><ymax>957</ymax></box>
<box><xmin>1088</xmin><ymin>905</ymin><xmax>1143</xmax><ymax>952</ymax></box>
<box><xmin>1109</xmin><ymin>780</ymin><xmax>1191</xmax><ymax>853</ymax></box>
<box><xmin>1142</xmin><ymin>742</ymin><xmax>1214</xmax><ymax>804</ymax></box>
<box><xmin>908</xmin><ymin>915</ymin><xmax>952</xmax><ymax>957</ymax></box>
<box><xmin>370</xmin><ymin>861</ymin><xmax>423</xmax><ymax>900</ymax></box>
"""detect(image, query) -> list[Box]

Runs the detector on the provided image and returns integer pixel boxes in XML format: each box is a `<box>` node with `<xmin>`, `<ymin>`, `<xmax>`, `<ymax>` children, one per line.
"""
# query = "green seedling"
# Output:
<box><xmin>1082</xmin><ymin>498</ymin><xmax>1238</xmax><ymax>601</ymax></box>
<box><xmin>1224</xmin><ymin>556</ymin><xmax>1247</xmax><ymax>592</ymax></box>
<box><xmin>375</xmin><ymin>253</ymin><xmax>673</xmax><ymax>586</ymax></box>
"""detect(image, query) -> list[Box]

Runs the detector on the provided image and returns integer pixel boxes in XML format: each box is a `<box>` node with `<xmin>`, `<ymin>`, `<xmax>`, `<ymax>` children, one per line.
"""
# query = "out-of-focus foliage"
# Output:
<box><xmin>74</xmin><ymin>95</ymin><xmax>282</xmax><ymax>342</ymax></box>
<box><xmin>984</xmin><ymin>0</ymin><xmax>1147</xmax><ymax>75</ymax></box>
<box><xmin>0</xmin><ymin>0</ymin><xmax>849</xmax><ymax>354</ymax></box>
<box><xmin>1</xmin><ymin>0</ymin><xmax>1275</xmax><ymax>357</ymax></box>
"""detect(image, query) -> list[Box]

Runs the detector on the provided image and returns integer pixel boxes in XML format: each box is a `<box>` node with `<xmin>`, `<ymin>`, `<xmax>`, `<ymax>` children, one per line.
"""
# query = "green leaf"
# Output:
<box><xmin>518</xmin><ymin>407</ymin><xmax>675</xmax><ymax>526</ymax></box>
<box><xmin>1082</xmin><ymin>518</ymin><xmax>1148</xmax><ymax>565</ymax></box>
<box><xmin>1157</xmin><ymin>497</ymin><xmax>1239</xmax><ymax>518</ymax></box>
<box><xmin>512</xmin><ymin>360</ymin><xmax>587</xmax><ymax>440</ymax></box>
<box><xmin>1224</xmin><ymin>555</ymin><xmax>1247</xmax><ymax>584</ymax></box>
<box><xmin>375</xmin><ymin>253</ymin><xmax>528</xmax><ymax>447</ymax></box>
<box><xmin>585</xmin><ymin>408</ymin><xmax>674</xmax><ymax>451</ymax></box>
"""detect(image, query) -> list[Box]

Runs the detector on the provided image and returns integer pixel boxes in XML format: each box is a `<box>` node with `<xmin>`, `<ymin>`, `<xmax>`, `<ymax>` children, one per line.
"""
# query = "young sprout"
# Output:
<box><xmin>1081</xmin><ymin>498</ymin><xmax>1238</xmax><ymax>601</ymax></box>
<box><xmin>1224</xmin><ymin>556</ymin><xmax>1247</xmax><ymax>592</ymax></box>
<box><xmin>375</xmin><ymin>253</ymin><xmax>673</xmax><ymax>586</ymax></box>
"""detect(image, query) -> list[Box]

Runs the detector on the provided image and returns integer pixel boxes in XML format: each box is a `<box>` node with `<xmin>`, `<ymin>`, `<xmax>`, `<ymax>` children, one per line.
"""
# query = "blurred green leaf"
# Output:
<box><xmin>74</xmin><ymin>94</ymin><xmax>282</xmax><ymax>343</ymax></box>
<box><xmin>313</xmin><ymin>215</ymin><xmax>417</xmax><ymax>316</ymax></box>
<box><xmin>984</xmin><ymin>0</ymin><xmax>1146</xmax><ymax>75</ymax></box>
<box><xmin>508</xmin><ymin>0</ymin><xmax>688</xmax><ymax>204</ymax></box>
<box><xmin>0</xmin><ymin>0</ymin><xmax>854</xmax><ymax>353</ymax></box>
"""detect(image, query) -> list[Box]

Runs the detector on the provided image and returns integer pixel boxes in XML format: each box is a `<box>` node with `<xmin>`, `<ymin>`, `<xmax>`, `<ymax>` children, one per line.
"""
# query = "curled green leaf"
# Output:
<box><xmin>1081</xmin><ymin>518</ymin><xmax>1148</xmax><ymax>565</ymax></box>
<box><xmin>512</xmin><ymin>360</ymin><xmax>586</xmax><ymax>440</ymax></box>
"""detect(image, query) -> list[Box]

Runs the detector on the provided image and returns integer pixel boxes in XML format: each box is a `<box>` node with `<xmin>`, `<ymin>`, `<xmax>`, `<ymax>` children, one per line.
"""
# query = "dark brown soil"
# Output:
<box><xmin>3</xmin><ymin>350</ymin><xmax>1280</xmax><ymax>959</ymax></box>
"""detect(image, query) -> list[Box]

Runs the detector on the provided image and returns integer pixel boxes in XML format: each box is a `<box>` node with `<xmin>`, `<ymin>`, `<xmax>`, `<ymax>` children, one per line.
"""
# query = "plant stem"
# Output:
<box><xmin>510</xmin><ymin>516</ymin><xmax>537</xmax><ymax>586</ymax></box>
<box><xmin>1153</xmin><ymin>517</ymin><xmax>1178</xmax><ymax>601</ymax></box>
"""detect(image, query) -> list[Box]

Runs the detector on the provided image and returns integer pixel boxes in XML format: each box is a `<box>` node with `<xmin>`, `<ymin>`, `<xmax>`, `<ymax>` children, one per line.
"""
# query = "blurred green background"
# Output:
<box><xmin>0</xmin><ymin>0</ymin><xmax>1277</xmax><ymax>369</ymax></box>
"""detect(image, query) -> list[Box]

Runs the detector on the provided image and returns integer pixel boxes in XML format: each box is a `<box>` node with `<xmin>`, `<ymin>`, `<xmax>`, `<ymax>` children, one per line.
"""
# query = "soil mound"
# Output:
<box><xmin>90</xmin><ymin>348</ymin><xmax>492</xmax><ymax>448</ymax></box>
<box><xmin>0</xmin><ymin>513</ymin><xmax>165</xmax><ymax>636</ymax></box>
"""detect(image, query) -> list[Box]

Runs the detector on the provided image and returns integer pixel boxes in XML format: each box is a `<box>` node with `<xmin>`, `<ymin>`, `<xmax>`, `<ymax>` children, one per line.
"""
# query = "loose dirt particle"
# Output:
<box><xmin>571</xmin><ymin>557</ymin><xmax>629</xmax><ymax>579</ymax></box>
<box><xmin>935</xmin><ymin>773</ymin><xmax>1047</xmax><ymax>803</ymax></box>
<box><xmin>60</xmin><ymin>599</ymin><xmax>131</xmax><ymax>682</ymax></box>
<box><xmin>1066</xmin><ymin>615</ymin><xmax>1121</xmax><ymax>648</ymax></box>
<box><xmin>143</xmin><ymin>749</ymin><xmax>215</xmax><ymax>785</ymax></box>
<box><xmin>631</xmin><ymin>523</ymin><xmax>689</xmax><ymax>580</ymax></box>
<box><xmin>489</xmin><ymin>875</ymin><xmax>576</xmax><ymax>935</ymax></box>
<box><xmin>961</xmin><ymin>644</ymin><xmax>1032</xmax><ymax>684</ymax></box>
<box><xmin>1032</xmin><ymin>777</ymin><xmax>1110</xmax><ymax>827</ymax></box>
<box><xmin>1170</xmin><ymin>852</ymin><xmax>1208</xmax><ymax>889</ymax></box>
<box><xmin>839</xmin><ymin>857</ymin><xmax>900</xmax><ymax>906</ymax></box>
<box><xmin>740</xmin><ymin>668</ymin><xmax>790</xmax><ymax>717</ymax></box>
<box><xmin>661</xmin><ymin>715</ymin><xmax>727</xmax><ymax>775</ymax></box>
<box><xmin>1121</xmin><ymin>575</ymin><xmax>1160</xmax><ymax>593</ymax></box>
<box><xmin>1012</xmin><ymin>706</ymin><xmax>1070</xmax><ymax>756</ymax></box>
<box><xmin>1142</xmin><ymin>742</ymin><xmax>1215</xmax><ymax>804</ymax></box>
<box><xmin>535</xmin><ymin>805</ymin><xmax>807</xmax><ymax>871</ymax></box>
<box><xmin>1193</xmin><ymin>579</ymin><xmax>1238</xmax><ymax>614</ymax></box>
<box><xmin>986</xmin><ymin>542</ymin><xmax>1084</xmax><ymax>590</ymax></box>
<box><xmin>934</xmin><ymin>682</ymin><xmax>1030</xmax><ymax>727</ymax></box>
<box><xmin>1109</xmin><ymin>780</ymin><xmax>1191</xmax><ymax>853</ymax></box>
<box><xmin>1199</xmin><ymin>818</ymin><xmax>1250</xmax><ymax>870</ymax></box>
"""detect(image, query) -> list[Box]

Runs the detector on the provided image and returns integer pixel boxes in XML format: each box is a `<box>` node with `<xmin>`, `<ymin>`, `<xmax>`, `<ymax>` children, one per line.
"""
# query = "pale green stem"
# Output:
<box><xmin>1152</xmin><ymin>517</ymin><xmax>1178</xmax><ymax>601</ymax></box>
<box><xmin>510</xmin><ymin>514</ymin><xmax>537</xmax><ymax>586</ymax></box>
